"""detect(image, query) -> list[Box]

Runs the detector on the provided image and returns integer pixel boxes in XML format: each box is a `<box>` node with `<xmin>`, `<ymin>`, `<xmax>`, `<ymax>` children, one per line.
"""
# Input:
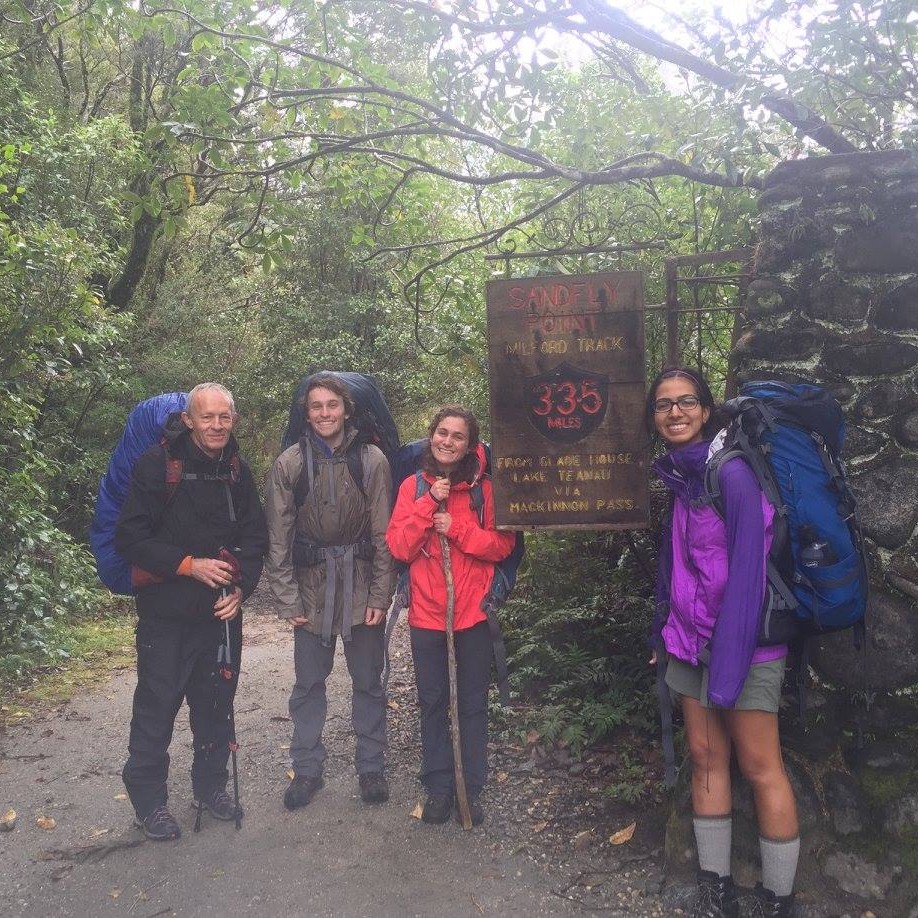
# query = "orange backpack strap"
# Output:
<box><xmin>162</xmin><ymin>439</ymin><xmax>184</xmax><ymax>503</ymax></box>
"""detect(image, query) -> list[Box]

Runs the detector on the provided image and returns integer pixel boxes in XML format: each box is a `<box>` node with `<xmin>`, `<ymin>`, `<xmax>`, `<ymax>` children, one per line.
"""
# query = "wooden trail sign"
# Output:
<box><xmin>486</xmin><ymin>271</ymin><xmax>648</xmax><ymax>530</ymax></box>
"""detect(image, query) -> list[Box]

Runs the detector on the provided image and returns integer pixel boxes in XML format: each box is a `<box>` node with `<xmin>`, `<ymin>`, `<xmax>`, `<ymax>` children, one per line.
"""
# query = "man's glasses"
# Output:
<box><xmin>654</xmin><ymin>395</ymin><xmax>701</xmax><ymax>413</ymax></box>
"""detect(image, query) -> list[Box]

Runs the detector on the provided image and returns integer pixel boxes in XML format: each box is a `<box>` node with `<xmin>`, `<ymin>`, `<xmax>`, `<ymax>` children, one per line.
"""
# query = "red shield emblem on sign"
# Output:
<box><xmin>526</xmin><ymin>362</ymin><xmax>609</xmax><ymax>444</ymax></box>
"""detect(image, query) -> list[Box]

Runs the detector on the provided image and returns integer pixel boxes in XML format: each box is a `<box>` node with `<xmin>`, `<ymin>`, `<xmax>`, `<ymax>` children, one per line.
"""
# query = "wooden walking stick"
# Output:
<box><xmin>438</xmin><ymin>488</ymin><xmax>473</xmax><ymax>830</ymax></box>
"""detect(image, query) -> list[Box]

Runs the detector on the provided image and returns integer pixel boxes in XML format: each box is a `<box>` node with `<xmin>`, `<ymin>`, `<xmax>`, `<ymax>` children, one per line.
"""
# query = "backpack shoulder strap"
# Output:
<box><xmin>703</xmin><ymin>445</ymin><xmax>743</xmax><ymax>516</ymax></box>
<box><xmin>362</xmin><ymin>444</ymin><xmax>373</xmax><ymax>495</ymax></box>
<box><xmin>296</xmin><ymin>437</ymin><xmax>369</xmax><ymax>508</ymax></box>
<box><xmin>162</xmin><ymin>440</ymin><xmax>183</xmax><ymax>504</ymax></box>
<box><xmin>414</xmin><ymin>471</ymin><xmax>486</xmax><ymax>526</ymax></box>
<box><xmin>294</xmin><ymin>438</ymin><xmax>313</xmax><ymax>509</ymax></box>
<box><xmin>470</xmin><ymin>479</ymin><xmax>485</xmax><ymax>527</ymax></box>
<box><xmin>345</xmin><ymin>440</ymin><xmax>367</xmax><ymax>498</ymax></box>
<box><xmin>414</xmin><ymin>469</ymin><xmax>429</xmax><ymax>500</ymax></box>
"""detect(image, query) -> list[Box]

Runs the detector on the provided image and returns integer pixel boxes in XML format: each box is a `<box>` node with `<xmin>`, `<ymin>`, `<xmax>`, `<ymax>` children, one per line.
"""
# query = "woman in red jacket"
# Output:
<box><xmin>386</xmin><ymin>405</ymin><xmax>516</xmax><ymax>825</ymax></box>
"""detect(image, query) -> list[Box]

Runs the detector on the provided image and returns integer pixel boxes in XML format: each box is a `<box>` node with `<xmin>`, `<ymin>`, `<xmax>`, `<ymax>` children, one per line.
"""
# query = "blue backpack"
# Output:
<box><xmin>90</xmin><ymin>392</ymin><xmax>188</xmax><ymax>595</ymax></box>
<box><xmin>704</xmin><ymin>381</ymin><xmax>868</xmax><ymax>643</ymax></box>
<box><xmin>384</xmin><ymin>438</ymin><xmax>526</xmax><ymax>704</ymax></box>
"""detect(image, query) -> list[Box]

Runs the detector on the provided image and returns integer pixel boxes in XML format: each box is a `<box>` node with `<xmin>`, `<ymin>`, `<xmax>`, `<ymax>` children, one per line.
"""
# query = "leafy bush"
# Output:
<box><xmin>0</xmin><ymin>460</ymin><xmax>105</xmax><ymax>685</ymax></box>
<box><xmin>0</xmin><ymin>73</ymin><xmax>131</xmax><ymax>678</ymax></box>
<box><xmin>499</xmin><ymin>531</ymin><xmax>659</xmax><ymax>757</ymax></box>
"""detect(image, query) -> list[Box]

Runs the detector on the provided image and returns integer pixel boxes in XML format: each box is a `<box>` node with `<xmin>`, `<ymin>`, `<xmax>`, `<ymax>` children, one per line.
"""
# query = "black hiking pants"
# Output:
<box><xmin>123</xmin><ymin>613</ymin><xmax>241</xmax><ymax>820</ymax></box>
<box><xmin>410</xmin><ymin>621</ymin><xmax>490</xmax><ymax>797</ymax></box>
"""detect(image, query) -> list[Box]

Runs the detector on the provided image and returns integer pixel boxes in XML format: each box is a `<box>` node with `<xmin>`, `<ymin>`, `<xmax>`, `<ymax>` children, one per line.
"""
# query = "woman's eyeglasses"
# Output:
<box><xmin>654</xmin><ymin>395</ymin><xmax>701</xmax><ymax>413</ymax></box>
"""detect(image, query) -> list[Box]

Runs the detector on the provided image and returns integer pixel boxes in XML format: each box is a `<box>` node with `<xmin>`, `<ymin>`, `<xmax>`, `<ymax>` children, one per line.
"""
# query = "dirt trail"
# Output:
<box><xmin>0</xmin><ymin>591</ymin><xmax>667</xmax><ymax>917</ymax></box>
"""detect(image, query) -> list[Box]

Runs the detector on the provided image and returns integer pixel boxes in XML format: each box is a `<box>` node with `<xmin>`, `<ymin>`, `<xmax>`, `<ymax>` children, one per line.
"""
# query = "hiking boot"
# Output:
<box><xmin>421</xmin><ymin>793</ymin><xmax>453</xmax><ymax>824</ymax></box>
<box><xmin>358</xmin><ymin>773</ymin><xmax>389</xmax><ymax>804</ymax></box>
<box><xmin>743</xmin><ymin>883</ymin><xmax>795</xmax><ymax>917</ymax></box>
<box><xmin>454</xmin><ymin>793</ymin><xmax>485</xmax><ymax>826</ymax></box>
<box><xmin>193</xmin><ymin>788</ymin><xmax>243</xmax><ymax>822</ymax></box>
<box><xmin>283</xmin><ymin>775</ymin><xmax>324</xmax><ymax>810</ymax></box>
<box><xmin>135</xmin><ymin>805</ymin><xmax>181</xmax><ymax>841</ymax></box>
<box><xmin>690</xmin><ymin>870</ymin><xmax>738</xmax><ymax>918</ymax></box>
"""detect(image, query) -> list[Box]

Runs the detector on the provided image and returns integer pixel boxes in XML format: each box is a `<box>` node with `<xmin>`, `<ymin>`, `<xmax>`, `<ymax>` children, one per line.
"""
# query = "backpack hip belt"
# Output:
<box><xmin>292</xmin><ymin>538</ymin><xmax>374</xmax><ymax>646</ymax></box>
<box><xmin>291</xmin><ymin>536</ymin><xmax>374</xmax><ymax>568</ymax></box>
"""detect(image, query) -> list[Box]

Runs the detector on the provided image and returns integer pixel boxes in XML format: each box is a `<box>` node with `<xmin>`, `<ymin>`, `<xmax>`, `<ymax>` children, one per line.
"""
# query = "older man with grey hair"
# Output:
<box><xmin>116</xmin><ymin>383</ymin><xmax>267</xmax><ymax>840</ymax></box>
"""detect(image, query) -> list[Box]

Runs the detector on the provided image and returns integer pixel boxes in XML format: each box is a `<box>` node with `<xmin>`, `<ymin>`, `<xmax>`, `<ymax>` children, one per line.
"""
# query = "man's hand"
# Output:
<box><xmin>365</xmin><ymin>607</ymin><xmax>385</xmax><ymax>626</ymax></box>
<box><xmin>189</xmin><ymin>557</ymin><xmax>236</xmax><ymax>589</ymax></box>
<box><xmin>213</xmin><ymin>586</ymin><xmax>242</xmax><ymax>620</ymax></box>
<box><xmin>288</xmin><ymin>616</ymin><xmax>310</xmax><ymax>627</ymax></box>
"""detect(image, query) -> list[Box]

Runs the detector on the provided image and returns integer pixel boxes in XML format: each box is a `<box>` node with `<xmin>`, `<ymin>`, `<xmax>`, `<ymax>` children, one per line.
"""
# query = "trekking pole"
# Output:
<box><xmin>437</xmin><ymin>489</ymin><xmax>472</xmax><ymax>830</ymax></box>
<box><xmin>220</xmin><ymin>616</ymin><xmax>242</xmax><ymax>831</ymax></box>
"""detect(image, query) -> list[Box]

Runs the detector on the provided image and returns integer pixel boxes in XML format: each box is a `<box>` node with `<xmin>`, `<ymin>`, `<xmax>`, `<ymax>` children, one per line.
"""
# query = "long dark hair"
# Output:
<box><xmin>644</xmin><ymin>365</ymin><xmax>722</xmax><ymax>442</ymax></box>
<box><xmin>421</xmin><ymin>404</ymin><xmax>480</xmax><ymax>484</ymax></box>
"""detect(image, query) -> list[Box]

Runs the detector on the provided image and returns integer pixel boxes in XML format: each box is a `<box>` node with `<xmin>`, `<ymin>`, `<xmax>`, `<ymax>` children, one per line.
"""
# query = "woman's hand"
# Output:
<box><xmin>429</xmin><ymin>477</ymin><xmax>450</xmax><ymax>503</ymax></box>
<box><xmin>432</xmin><ymin>511</ymin><xmax>452</xmax><ymax>535</ymax></box>
<box><xmin>649</xmin><ymin>650</ymin><xmax>658</xmax><ymax>666</ymax></box>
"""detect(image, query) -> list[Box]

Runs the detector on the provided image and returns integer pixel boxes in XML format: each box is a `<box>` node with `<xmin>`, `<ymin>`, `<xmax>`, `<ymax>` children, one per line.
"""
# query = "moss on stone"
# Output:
<box><xmin>860</xmin><ymin>765</ymin><xmax>914</xmax><ymax>808</ymax></box>
<box><xmin>663</xmin><ymin>805</ymin><xmax>694</xmax><ymax>871</ymax></box>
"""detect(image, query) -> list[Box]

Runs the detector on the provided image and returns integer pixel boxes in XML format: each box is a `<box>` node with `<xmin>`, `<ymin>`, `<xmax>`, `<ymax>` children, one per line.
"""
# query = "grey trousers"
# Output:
<box><xmin>289</xmin><ymin>623</ymin><xmax>386</xmax><ymax>778</ymax></box>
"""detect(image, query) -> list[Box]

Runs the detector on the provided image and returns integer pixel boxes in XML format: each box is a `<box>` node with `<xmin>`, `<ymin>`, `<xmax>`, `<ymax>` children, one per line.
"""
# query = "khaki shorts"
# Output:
<box><xmin>665</xmin><ymin>655</ymin><xmax>786</xmax><ymax>713</ymax></box>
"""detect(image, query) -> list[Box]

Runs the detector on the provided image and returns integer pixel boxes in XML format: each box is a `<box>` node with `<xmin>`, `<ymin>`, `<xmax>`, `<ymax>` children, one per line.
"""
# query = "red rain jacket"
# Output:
<box><xmin>386</xmin><ymin>444</ymin><xmax>516</xmax><ymax>632</ymax></box>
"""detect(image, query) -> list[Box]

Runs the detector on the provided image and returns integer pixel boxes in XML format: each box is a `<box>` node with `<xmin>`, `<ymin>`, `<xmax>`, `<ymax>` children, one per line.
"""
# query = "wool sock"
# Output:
<box><xmin>760</xmin><ymin>835</ymin><xmax>800</xmax><ymax>897</ymax></box>
<box><xmin>693</xmin><ymin>814</ymin><xmax>732</xmax><ymax>878</ymax></box>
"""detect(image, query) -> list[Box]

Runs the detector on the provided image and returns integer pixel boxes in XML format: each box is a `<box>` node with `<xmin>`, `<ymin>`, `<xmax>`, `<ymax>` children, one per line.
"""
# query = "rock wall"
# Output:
<box><xmin>665</xmin><ymin>152</ymin><xmax>918</xmax><ymax>915</ymax></box>
<box><xmin>740</xmin><ymin>150</ymin><xmax>918</xmax><ymax>692</ymax></box>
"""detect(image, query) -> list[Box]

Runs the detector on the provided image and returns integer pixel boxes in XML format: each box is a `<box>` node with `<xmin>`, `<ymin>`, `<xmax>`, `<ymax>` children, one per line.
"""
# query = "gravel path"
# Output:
<box><xmin>0</xmin><ymin>588</ymin><xmax>668</xmax><ymax>917</ymax></box>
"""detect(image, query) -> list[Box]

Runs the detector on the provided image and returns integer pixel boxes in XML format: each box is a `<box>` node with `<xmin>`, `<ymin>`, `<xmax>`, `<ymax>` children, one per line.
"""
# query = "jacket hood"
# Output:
<box><xmin>652</xmin><ymin>439</ymin><xmax>711</xmax><ymax>501</ymax></box>
<box><xmin>421</xmin><ymin>440</ymin><xmax>487</xmax><ymax>491</ymax></box>
<box><xmin>301</xmin><ymin>422</ymin><xmax>360</xmax><ymax>457</ymax></box>
<box><xmin>469</xmin><ymin>441</ymin><xmax>487</xmax><ymax>486</ymax></box>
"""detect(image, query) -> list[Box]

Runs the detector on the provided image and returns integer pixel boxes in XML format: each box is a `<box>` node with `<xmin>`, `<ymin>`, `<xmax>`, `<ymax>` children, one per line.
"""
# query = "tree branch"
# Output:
<box><xmin>570</xmin><ymin>0</ymin><xmax>858</xmax><ymax>153</ymax></box>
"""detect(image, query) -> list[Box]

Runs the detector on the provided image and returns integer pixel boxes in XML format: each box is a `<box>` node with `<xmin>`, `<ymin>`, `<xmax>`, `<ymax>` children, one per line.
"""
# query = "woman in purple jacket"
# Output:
<box><xmin>649</xmin><ymin>367</ymin><xmax>798</xmax><ymax>918</ymax></box>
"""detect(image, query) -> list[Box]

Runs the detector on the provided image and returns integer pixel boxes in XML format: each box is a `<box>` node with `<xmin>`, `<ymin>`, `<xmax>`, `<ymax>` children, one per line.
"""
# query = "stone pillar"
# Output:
<box><xmin>658</xmin><ymin>152</ymin><xmax>918</xmax><ymax>911</ymax></box>
<box><xmin>739</xmin><ymin>150</ymin><xmax>918</xmax><ymax>693</ymax></box>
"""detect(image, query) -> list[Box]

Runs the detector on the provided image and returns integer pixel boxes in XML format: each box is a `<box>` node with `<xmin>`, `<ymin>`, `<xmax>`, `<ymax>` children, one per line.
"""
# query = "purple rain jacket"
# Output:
<box><xmin>652</xmin><ymin>439</ymin><xmax>786</xmax><ymax>708</ymax></box>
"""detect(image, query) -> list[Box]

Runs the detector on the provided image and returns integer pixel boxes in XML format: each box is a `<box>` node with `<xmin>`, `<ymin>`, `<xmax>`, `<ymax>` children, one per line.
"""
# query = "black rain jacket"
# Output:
<box><xmin>115</xmin><ymin>419</ymin><xmax>267</xmax><ymax>619</ymax></box>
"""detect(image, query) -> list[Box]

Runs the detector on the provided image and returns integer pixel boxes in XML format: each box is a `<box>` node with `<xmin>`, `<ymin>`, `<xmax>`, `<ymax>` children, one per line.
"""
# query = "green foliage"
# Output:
<box><xmin>0</xmin><ymin>601</ymin><xmax>135</xmax><ymax>699</ymax></box>
<box><xmin>1</xmin><ymin>0</ymin><xmax>912</xmax><ymax>697</ymax></box>
<box><xmin>500</xmin><ymin>532</ymin><xmax>658</xmax><ymax>757</ymax></box>
<box><xmin>0</xmin><ymin>39</ymin><xmax>131</xmax><ymax>666</ymax></box>
<box><xmin>690</xmin><ymin>0</ymin><xmax>918</xmax><ymax>152</ymax></box>
<box><xmin>0</xmin><ymin>459</ymin><xmax>106</xmax><ymax>679</ymax></box>
<box><xmin>604</xmin><ymin>750</ymin><xmax>655</xmax><ymax>804</ymax></box>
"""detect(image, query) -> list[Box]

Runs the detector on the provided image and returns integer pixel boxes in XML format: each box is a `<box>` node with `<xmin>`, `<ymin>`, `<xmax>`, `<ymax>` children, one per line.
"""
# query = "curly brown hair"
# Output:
<box><xmin>421</xmin><ymin>404</ymin><xmax>481</xmax><ymax>484</ymax></box>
